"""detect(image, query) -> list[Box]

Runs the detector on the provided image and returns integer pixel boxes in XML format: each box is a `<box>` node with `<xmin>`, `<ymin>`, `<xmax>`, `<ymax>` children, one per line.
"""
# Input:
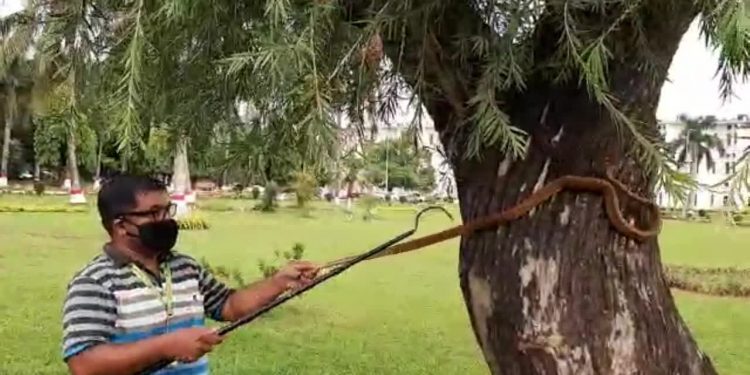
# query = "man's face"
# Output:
<box><xmin>112</xmin><ymin>190</ymin><xmax>174</xmax><ymax>242</ymax></box>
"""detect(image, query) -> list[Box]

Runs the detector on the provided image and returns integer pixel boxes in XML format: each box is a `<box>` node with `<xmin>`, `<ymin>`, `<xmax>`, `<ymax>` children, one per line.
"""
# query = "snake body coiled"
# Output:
<box><xmin>320</xmin><ymin>167</ymin><xmax>661</xmax><ymax>272</ymax></box>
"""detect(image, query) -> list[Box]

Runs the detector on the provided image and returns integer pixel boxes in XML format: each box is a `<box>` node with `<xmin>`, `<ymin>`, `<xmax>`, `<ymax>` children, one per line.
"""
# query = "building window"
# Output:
<box><xmin>429</xmin><ymin>134</ymin><xmax>434</xmax><ymax>146</ymax></box>
<box><xmin>710</xmin><ymin>194</ymin><xmax>715</xmax><ymax>206</ymax></box>
<box><xmin>726</xmin><ymin>162</ymin><xmax>731</xmax><ymax>174</ymax></box>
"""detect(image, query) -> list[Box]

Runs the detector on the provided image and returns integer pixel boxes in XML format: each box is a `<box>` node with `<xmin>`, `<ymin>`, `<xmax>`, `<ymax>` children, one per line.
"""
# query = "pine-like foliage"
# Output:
<box><xmin>3</xmin><ymin>0</ymin><xmax>750</xmax><ymax>198</ymax></box>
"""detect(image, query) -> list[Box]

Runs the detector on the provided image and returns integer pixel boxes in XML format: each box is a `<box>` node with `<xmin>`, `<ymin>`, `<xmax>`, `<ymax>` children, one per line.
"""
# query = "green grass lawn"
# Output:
<box><xmin>0</xmin><ymin>198</ymin><xmax>749</xmax><ymax>374</ymax></box>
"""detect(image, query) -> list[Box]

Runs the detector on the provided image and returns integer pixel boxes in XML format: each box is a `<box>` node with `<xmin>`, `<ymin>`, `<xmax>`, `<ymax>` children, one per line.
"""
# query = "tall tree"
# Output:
<box><xmin>668</xmin><ymin>115</ymin><xmax>725</xmax><ymax>214</ymax></box>
<box><xmin>28</xmin><ymin>1</ymin><xmax>750</xmax><ymax>373</ymax></box>
<box><xmin>227</xmin><ymin>2</ymin><xmax>740</xmax><ymax>373</ymax></box>
<box><xmin>0</xmin><ymin>10</ymin><xmax>35</xmax><ymax>188</ymax></box>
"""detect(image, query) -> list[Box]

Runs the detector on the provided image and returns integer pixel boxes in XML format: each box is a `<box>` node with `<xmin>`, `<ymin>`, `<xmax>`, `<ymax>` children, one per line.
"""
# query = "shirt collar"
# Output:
<box><xmin>103</xmin><ymin>243</ymin><xmax>174</xmax><ymax>268</ymax></box>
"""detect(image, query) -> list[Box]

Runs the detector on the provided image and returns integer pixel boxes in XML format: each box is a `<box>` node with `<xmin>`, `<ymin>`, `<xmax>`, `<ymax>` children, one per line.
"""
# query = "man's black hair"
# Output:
<box><xmin>97</xmin><ymin>175</ymin><xmax>167</xmax><ymax>232</ymax></box>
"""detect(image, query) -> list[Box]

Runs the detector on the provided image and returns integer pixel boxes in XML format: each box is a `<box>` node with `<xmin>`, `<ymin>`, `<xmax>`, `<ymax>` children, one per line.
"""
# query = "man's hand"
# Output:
<box><xmin>271</xmin><ymin>261</ymin><xmax>320</xmax><ymax>292</ymax></box>
<box><xmin>162</xmin><ymin>328</ymin><xmax>224</xmax><ymax>363</ymax></box>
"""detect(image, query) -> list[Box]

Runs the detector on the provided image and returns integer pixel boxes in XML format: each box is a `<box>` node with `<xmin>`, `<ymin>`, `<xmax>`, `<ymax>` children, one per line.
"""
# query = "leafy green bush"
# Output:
<box><xmin>257</xmin><ymin>243</ymin><xmax>306</xmax><ymax>278</ymax></box>
<box><xmin>292</xmin><ymin>171</ymin><xmax>317</xmax><ymax>208</ymax></box>
<box><xmin>251</xmin><ymin>186</ymin><xmax>261</xmax><ymax>200</ymax></box>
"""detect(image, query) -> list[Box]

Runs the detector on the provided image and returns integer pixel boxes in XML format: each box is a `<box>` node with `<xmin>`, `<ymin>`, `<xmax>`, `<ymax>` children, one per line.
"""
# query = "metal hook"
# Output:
<box><xmin>413</xmin><ymin>205</ymin><xmax>454</xmax><ymax>231</ymax></box>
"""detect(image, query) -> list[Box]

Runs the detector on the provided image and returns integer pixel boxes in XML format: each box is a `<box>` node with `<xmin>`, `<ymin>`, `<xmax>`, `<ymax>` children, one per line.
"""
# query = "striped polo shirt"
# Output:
<box><xmin>62</xmin><ymin>245</ymin><xmax>235</xmax><ymax>374</ymax></box>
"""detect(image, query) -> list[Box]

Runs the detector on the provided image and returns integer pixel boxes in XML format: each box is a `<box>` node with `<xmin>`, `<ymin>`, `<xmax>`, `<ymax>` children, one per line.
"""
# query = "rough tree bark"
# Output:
<box><xmin>353</xmin><ymin>1</ymin><xmax>717</xmax><ymax>373</ymax></box>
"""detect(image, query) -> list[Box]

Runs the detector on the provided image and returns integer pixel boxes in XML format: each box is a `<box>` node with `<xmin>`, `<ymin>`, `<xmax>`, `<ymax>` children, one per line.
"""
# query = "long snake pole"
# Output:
<box><xmin>139</xmin><ymin>206</ymin><xmax>452</xmax><ymax>374</ymax></box>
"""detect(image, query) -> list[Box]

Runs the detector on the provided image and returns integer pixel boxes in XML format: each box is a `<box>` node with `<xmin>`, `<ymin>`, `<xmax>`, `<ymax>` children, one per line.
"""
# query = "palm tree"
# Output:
<box><xmin>668</xmin><ymin>115</ymin><xmax>725</xmax><ymax>215</ymax></box>
<box><xmin>0</xmin><ymin>10</ymin><xmax>35</xmax><ymax>188</ymax></box>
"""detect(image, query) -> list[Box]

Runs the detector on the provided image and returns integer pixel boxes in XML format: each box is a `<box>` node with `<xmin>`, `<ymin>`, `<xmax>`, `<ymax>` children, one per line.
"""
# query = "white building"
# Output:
<box><xmin>657</xmin><ymin>115</ymin><xmax>750</xmax><ymax>210</ymax></box>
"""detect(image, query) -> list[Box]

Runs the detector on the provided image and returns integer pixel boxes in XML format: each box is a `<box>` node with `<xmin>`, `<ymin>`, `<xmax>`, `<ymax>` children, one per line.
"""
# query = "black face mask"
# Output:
<box><xmin>127</xmin><ymin>219</ymin><xmax>179</xmax><ymax>255</ymax></box>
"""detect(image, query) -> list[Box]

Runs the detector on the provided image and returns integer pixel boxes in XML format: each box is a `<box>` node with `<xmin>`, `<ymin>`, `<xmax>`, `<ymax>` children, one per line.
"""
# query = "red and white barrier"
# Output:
<box><xmin>69</xmin><ymin>188</ymin><xmax>86</xmax><ymax>204</ymax></box>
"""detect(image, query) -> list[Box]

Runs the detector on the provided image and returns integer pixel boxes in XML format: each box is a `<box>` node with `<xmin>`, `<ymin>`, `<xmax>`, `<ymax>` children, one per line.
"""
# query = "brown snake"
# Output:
<box><xmin>317</xmin><ymin>166</ymin><xmax>662</xmax><ymax>274</ymax></box>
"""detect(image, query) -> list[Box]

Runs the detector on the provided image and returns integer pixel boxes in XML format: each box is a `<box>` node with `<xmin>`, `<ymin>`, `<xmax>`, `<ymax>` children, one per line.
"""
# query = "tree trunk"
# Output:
<box><xmin>453</xmin><ymin>126</ymin><xmax>714</xmax><ymax>374</ymax></box>
<box><xmin>172</xmin><ymin>135</ymin><xmax>191</xmax><ymax>217</ymax></box>
<box><xmin>67</xmin><ymin>131</ymin><xmax>80</xmax><ymax>190</ymax></box>
<box><xmin>67</xmin><ymin>127</ymin><xmax>86</xmax><ymax>204</ymax></box>
<box><xmin>358</xmin><ymin>0</ymin><xmax>717</xmax><ymax>373</ymax></box>
<box><xmin>1</xmin><ymin>83</ymin><xmax>16</xmax><ymax>188</ymax></box>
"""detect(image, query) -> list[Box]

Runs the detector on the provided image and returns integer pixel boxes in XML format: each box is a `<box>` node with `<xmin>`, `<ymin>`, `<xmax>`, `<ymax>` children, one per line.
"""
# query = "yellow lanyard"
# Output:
<box><xmin>131</xmin><ymin>263</ymin><xmax>173</xmax><ymax>317</ymax></box>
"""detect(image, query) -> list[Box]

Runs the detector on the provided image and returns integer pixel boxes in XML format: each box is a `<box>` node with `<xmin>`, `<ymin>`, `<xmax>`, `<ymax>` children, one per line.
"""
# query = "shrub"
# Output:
<box><xmin>697</xmin><ymin>209</ymin><xmax>707</xmax><ymax>218</ymax></box>
<box><xmin>33</xmin><ymin>182</ymin><xmax>45</xmax><ymax>196</ymax></box>
<box><xmin>444</xmin><ymin>197</ymin><xmax>454</xmax><ymax>203</ymax></box>
<box><xmin>398</xmin><ymin>195</ymin><xmax>407</xmax><ymax>204</ymax></box>
<box><xmin>664</xmin><ymin>265</ymin><xmax>750</xmax><ymax>298</ymax></box>
<box><xmin>251</xmin><ymin>186</ymin><xmax>260</xmax><ymax>200</ymax></box>
<box><xmin>255</xmin><ymin>181</ymin><xmax>278</xmax><ymax>212</ymax></box>
<box><xmin>232</xmin><ymin>184</ymin><xmax>244</xmax><ymax>198</ymax></box>
<box><xmin>360</xmin><ymin>195</ymin><xmax>379</xmax><ymax>221</ymax></box>
<box><xmin>292</xmin><ymin>171</ymin><xmax>317</xmax><ymax>208</ymax></box>
<box><xmin>0</xmin><ymin>205</ymin><xmax>88</xmax><ymax>213</ymax></box>
<box><xmin>384</xmin><ymin>194</ymin><xmax>392</xmax><ymax>203</ymax></box>
<box><xmin>324</xmin><ymin>192</ymin><xmax>334</xmax><ymax>202</ymax></box>
<box><xmin>734</xmin><ymin>214</ymin><xmax>744</xmax><ymax>223</ymax></box>
<box><xmin>176</xmin><ymin>212</ymin><xmax>210</xmax><ymax>230</ymax></box>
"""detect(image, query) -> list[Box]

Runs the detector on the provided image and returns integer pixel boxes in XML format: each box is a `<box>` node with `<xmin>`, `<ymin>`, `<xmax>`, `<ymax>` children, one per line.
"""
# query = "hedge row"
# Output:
<box><xmin>665</xmin><ymin>265</ymin><xmax>750</xmax><ymax>297</ymax></box>
<box><xmin>0</xmin><ymin>205</ymin><xmax>88</xmax><ymax>213</ymax></box>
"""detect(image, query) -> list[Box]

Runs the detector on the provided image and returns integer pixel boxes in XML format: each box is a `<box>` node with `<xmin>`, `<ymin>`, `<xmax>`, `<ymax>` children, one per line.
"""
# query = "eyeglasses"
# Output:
<box><xmin>118</xmin><ymin>203</ymin><xmax>177</xmax><ymax>221</ymax></box>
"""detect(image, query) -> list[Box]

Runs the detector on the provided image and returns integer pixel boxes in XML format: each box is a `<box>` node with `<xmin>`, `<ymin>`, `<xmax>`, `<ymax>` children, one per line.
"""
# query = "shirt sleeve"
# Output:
<box><xmin>198</xmin><ymin>266</ymin><xmax>236</xmax><ymax>322</ymax></box>
<box><xmin>61</xmin><ymin>275</ymin><xmax>117</xmax><ymax>361</ymax></box>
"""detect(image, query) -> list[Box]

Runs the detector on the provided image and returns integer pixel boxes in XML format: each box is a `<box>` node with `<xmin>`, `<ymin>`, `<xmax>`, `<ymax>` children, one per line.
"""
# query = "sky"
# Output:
<box><xmin>1</xmin><ymin>1</ymin><xmax>748</xmax><ymax>122</ymax></box>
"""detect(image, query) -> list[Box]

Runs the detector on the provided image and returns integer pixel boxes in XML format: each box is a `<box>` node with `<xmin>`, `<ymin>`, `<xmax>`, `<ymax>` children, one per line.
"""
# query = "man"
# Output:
<box><xmin>62</xmin><ymin>175</ymin><xmax>319</xmax><ymax>375</ymax></box>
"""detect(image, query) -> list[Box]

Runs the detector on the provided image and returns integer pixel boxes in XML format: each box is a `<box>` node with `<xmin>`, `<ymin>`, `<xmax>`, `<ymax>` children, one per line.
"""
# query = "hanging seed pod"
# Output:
<box><xmin>360</xmin><ymin>32</ymin><xmax>383</xmax><ymax>70</ymax></box>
